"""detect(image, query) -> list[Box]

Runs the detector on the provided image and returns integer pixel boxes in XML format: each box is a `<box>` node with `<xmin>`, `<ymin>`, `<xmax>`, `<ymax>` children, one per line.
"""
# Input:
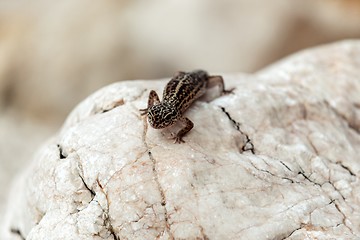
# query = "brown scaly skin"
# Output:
<box><xmin>140</xmin><ymin>70</ymin><xmax>233</xmax><ymax>143</ymax></box>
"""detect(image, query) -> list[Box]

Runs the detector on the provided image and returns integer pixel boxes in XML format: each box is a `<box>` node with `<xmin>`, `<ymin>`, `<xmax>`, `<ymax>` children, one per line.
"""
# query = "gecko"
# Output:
<box><xmin>140</xmin><ymin>70</ymin><xmax>233</xmax><ymax>143</ymax></box>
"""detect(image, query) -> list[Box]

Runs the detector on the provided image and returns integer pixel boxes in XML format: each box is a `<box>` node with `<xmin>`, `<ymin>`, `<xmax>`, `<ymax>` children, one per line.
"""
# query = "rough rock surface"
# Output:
<box><xmin>2</xmin><ymin>40</ymin><xmax>360</xmax><ymax>240</ymax></box>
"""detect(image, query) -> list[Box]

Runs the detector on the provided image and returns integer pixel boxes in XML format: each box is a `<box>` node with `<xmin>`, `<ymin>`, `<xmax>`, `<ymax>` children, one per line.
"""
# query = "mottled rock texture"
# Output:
<box><xmin>2</xmin><ymin>41</ymin><xmax>360</xmax><ymax>240</ymax></box>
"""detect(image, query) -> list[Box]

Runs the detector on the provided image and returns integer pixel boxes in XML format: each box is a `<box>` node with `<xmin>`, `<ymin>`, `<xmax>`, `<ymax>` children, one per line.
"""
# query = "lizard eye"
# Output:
<box><xmin>164</xmin><ymin>114</ymin><xmax>172</xmax><ymax>121</ymax></box>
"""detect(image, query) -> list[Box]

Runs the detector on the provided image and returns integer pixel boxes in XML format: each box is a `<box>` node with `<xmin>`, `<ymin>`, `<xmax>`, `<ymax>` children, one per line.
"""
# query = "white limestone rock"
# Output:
<box><xmin>2</xmin><ymin>40</ymin><xmax>360</xmax><ymax>240</ymax></box>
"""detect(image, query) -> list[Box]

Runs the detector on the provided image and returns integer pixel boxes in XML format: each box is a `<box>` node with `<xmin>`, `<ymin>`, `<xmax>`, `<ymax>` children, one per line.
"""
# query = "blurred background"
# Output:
<box><xmin>0</xmin><ymin>0</ymin><xmax>359</xmax><ymax>218</ymax></box>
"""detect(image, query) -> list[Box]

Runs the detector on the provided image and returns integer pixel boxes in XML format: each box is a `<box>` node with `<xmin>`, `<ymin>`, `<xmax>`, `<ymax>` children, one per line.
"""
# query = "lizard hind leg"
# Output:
<box><xmin>207</xmin><ymin>75</ymin><xmax>234</xmax><ymax>95</ymax></box>
<box><xmin>140</xmin><ymin>90</ymin><xmax>160</xmax><ymax>115</ymax></box>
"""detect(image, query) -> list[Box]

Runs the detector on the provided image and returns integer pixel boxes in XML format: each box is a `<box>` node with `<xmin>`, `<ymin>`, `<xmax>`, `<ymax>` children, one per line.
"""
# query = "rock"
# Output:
<box><xmin>2</xmin><ymin>40</ymin><xmax>360</xmax><ymax>240</ymax></box>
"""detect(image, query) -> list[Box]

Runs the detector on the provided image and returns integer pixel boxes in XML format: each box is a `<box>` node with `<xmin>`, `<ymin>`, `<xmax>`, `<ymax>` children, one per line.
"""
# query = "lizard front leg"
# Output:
<box><xmin>173</xmin><ymin>117</ymin><xmax>194</xmax><ymax>143</ymax></box>
<box><xmin>207</xmin><ymin>75</ymin><xmax>234</xmax><ymax>95</ymax></box>
<box><xmin>140</xmin><ymin>90</ymin><xmax>160</xmax><ymax>115</ymax></box>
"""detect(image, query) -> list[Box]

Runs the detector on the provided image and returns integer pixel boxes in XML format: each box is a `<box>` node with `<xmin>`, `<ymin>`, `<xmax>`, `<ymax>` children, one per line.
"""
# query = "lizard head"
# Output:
<box><xmin>147</xmin><ymin>103</ymin><xmax>178</xmax><ymax>129</ymax></box>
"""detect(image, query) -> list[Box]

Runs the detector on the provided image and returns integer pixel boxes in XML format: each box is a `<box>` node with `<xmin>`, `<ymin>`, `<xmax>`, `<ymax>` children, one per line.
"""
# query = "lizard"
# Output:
<box><xmin>140</xmin><ymin>70</ymin><xmax>233</xmax><ymax>143</ymax></box>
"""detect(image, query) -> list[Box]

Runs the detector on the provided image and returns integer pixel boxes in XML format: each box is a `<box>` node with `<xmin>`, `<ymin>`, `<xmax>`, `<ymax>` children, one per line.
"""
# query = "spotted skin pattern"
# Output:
<box><xmin>140</xmin><ymin>70</ymin><xmax>233</xmax><ymax>143</ymax></box>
